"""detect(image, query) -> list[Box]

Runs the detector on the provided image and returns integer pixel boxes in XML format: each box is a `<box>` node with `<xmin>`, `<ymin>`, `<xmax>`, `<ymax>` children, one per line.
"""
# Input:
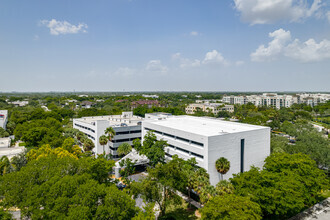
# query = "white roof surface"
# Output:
<box><xmin>0</xmin><ymin>137</ymin><xmax>10</xmax><ymax>148</ymax></box>
<box><xmin>0</xmin><ymin>147</ymin><xmax>25</xmax><ymax>159</ymax></box>
<box><xmin>146</xmin><ymin>115</ymin><xmax>267</xmax><ymax>136</ymax></box>
<box><xmin>115</xmin><ymin>149</ymin><xmax>149</xmax><ymax>168</ymax></box>
<box><xmin>75</xmin><ymin>114</ymin><xmax>143</xmax><ymax>127</ymax></box>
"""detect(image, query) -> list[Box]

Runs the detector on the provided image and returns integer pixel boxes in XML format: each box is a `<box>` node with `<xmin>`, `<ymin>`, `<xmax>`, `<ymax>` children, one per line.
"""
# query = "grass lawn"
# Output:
<box><xmin>159</xmin><ymin>198</ymin><xmax>200</xmax><ymax>220</ymax></box>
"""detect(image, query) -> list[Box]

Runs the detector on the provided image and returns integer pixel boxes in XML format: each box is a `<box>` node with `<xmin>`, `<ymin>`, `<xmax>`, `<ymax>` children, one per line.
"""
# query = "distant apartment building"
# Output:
<box><xmin>0</xmin><ymin>110</ymin><xmax>8</xmax><ymax>130</ymax></box>
<box><xmin>185</xmin><ymin>103</ymin><xmax>234</xmax><ymax>115</ymax></box>
<box><xmin>73</xmin><ymin>112</ymin><xmax>142</xmax><ymax>158</ymax></box>
<box><xmin>131</xmin><ymin>100</ymin><xmax>160</xmax><ymax>110</ymax></box>
<box><xmin>142</xmin><ymin>113</ymin><xmax>270</xmax><ymax>185</ymax></box>
<box><xmin>298</xmin><ymin>93</ymin><xmax>330</xmax><ymax>107</ymax></box>
<box><xmin>222</xmin><ymin>93</ymin><xmax>329</xmax><ymax>109</ymax></box>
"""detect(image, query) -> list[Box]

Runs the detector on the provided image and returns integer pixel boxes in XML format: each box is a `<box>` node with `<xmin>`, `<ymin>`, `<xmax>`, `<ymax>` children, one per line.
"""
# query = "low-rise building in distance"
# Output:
<box><xmin>7</xmin><ymin>100</ymin><xmax>29</xmax><ymax>107</ymax></box>
<box><xmin>130</xmin><ymin>100</ymin><xmax>160</xmax><ymax>110</ymax></box>
<box><xmin>80</xmin><ymin>101</ymin><xmax>96</xmax><ymax>109</ymax></box>
<box><xmin>185</xmin><ymin>103</ymin><xmax>234</xmax><ymax>115</ymax></box>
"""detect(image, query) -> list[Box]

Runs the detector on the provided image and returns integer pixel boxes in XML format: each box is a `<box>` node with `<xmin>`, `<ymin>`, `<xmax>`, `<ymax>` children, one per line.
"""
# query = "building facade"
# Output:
<box><xmin>142</xmin><ymin>113</ymin><xmax>270</xmax><ymax>185</ymax></box>
<box><xmin>185</xmin><ymin>103</ymin><xmax>234</xmax><ymax>115</ymax></box>
<box><xmin>73</xmin><ymin>112</ymin><xmax>142</xmax><ymax>158</ymax></box>
<box><xmin>0</xmin><ymin>110</ymin><xmax>8</xmax><ymax>130</ymax></box>
<box><xmin>222</xmin><ymin>93</ymin><xmax>330</xmax><ymax>109</ymax></box>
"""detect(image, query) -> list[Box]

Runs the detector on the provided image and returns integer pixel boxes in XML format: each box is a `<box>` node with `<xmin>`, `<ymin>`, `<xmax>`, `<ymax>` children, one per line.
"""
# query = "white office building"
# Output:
<box><xmin>0</xmin><ymin>110</ymin><xmax>8</xmax><ymax>130</ymax></box>
<box><xmin>73</xmin><ymin>112</ymin><xmax>143</xmax><ymax>157</ymax></box>
<box><xmin>142</xmin><ymin>113</ymin><xmax>270</xmax><ymax>186</ymax></box>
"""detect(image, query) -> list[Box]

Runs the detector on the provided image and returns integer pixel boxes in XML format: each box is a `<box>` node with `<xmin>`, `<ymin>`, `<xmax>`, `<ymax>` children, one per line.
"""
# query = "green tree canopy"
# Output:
<box><xmin>0</xmin><ymin>156</ymin><xmax>136</xmax><ymax>219</ymax></box>
<box><xmin>201</xmin><ymin>194</ymin><xmax>262</xmax><ymax>220</ymax></box>
<box><xmin>117</xmin><ymin>143</ymin><xmax>132</xmax><ymax>156</ymax></box>
<box><xmin>138</xmin><ymin>131</ymin><xmax>167</xmax><ymax>167</ymax></box>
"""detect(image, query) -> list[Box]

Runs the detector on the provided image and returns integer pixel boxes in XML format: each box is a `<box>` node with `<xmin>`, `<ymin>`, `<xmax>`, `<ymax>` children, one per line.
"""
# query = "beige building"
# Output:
<box><xmin>186</xmin><ymin>103</ymin><xmax>234</xmax><ymax>115</ymax></box>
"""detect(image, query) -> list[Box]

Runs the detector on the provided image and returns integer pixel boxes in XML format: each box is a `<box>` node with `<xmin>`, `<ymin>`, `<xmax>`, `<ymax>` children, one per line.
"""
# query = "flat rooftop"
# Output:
<box><xmin>0</xmin><ymin>138</ymin><xmax>11</xmax><ymax>148</ymax></box>
<box><xmin>145</xmin><ymin>115</ymin><xmax>268</xmax><ymax>136</ymax></box>
<box><xmin>74</xmin><ymin>114</ymin><xmax>143</xmax><ymax>127</ymax></box>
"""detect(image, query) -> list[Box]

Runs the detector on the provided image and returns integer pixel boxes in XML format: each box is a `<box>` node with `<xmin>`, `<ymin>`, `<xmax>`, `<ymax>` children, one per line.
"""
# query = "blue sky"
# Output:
<box><xmin>0</xmin><ymin>0</ymin><xmax>330</xmax><ymax>92</ymax></box>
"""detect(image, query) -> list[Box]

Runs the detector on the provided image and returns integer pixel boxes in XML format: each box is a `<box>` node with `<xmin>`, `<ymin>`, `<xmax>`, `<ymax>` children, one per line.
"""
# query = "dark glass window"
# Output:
<box><xmin>191</xmin><ymin>152</ymin><xmax>204</xmax><ymax>159</ymax></box>
<box><xmin>191</xmin><ymin>141</ymin><xmax>204</xmax><ymax>147</ymax></box>
<box><xmin>241</xmin><ymin>139</ymin><xmax>245</xmax><ymax>173</ymax></box>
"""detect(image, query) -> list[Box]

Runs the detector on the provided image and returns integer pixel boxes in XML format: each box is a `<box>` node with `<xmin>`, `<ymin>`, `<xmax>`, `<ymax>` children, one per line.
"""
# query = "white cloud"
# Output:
<box><xmin>285</xmin><ymin>39</ymin><xmax>330</xmax><ymax>62</ymax></box>
<box><xmin>145</xmin><ymin>60</ymin><xmax>168</xmax><ymax>74</ymax></box>
<box><xmin>251</xmin><ymin>28</ymin><xmax>330</xmax><ymax>62</ymax></box>
<box><xmin>190</xmin><ymin>31</ymin><xmax>199</xmax><ymax>36</ymax></box>
<box><xmin>233</xmin><ymin>0</ymin><xmax>323</xmax><ymax>24</ymax></box>
<box><xmin>40</xmin><ymin>19</ymin><xmax>88</xmax><ymax>35</ymax></box>
<box><xmin>203</xmin><ymin>50</ymin><xmax>228</xmax><ymax>65</ymax></box>
<box><xmin>173</xmin><ymin>50</ymin><xmax>231</xmax><ymax>68</ymax></box>
<box><xmin>251</xmin><ymin>29</ymin><xmax>291</xmax><ymax>61</ymax></box>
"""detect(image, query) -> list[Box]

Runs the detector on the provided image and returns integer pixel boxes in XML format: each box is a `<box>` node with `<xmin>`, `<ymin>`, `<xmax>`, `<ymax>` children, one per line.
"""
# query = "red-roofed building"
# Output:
<box><xmin>131</xmin><ymin>100</ymin><xmax>160</xmax><ymax>110</ymax></box>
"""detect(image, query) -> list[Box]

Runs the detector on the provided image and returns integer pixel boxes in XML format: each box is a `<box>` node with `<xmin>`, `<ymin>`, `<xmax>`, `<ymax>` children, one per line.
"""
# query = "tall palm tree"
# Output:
<box><xmin>105</xmin><ymin>127</ymin><xmax>116</xmax><ymax>141</ymax></box>
<box><xmin>99</xmin><ymin>135</ymin><xmax>108</xmax><ymax>154</ymax></box>
<box><xmin>117</xmin><ymin>143</ymin><xmax>132</xmax><ymax>156</ymax></box>
<box><xmin>215</xmin><ymin>157</ymin><xmax>230</xmax><ymax>181</ymax></box>
<box><xmin>83</xmin><ymin>139</ymin><xmax>95</xmax><ymax>152</ymax></box>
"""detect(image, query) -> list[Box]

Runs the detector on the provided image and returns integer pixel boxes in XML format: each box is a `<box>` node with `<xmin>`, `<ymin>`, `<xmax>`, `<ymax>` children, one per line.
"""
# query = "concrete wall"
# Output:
<box><xmin>142</xmin><ymin>121</ymin><xmax>208</xmax><ymax>169</ymax></box>
<box><xmin>207</xmin><ymin>127</ymin><xmax>270</xmax><ymax>185</ymax></box>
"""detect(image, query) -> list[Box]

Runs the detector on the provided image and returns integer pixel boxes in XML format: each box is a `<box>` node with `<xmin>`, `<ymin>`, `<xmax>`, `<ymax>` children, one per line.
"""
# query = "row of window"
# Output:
<box><xmin>112</xmin><ymin>137</ymin><xmax>140</xmax><ymax>143</ymax></box>
<box><xmin>145</xmin><ymin>128</ymin><xmax>204</xmax><ymax>147</ymax></box>
<box><xmin>167</xmin><ymin>144</ymin><xmax>204</xmax><ymax>160</ymax></box>
<box><xmin>115</xmin><ymin>130</ymin><xmax>141</xmax><ymax>135</ymax></box>
<box><xmin>74</xmin><ymin>123</ymin><xmax>95</xmax><ymax>133</ymax></box>
<box><xmin>86</xmin><ymin>134</ymin><xmax>95</xmax><ymax>140</ymax></box>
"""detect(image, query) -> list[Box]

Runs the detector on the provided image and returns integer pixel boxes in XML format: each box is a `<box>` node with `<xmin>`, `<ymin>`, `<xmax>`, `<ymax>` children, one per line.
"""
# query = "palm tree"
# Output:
<box><xmin>215</xmin><ymin>157</ymin><xmax>230</xmax><ymax>181</ymax></box>
<box><xmin>76</xmin><ymin>131</ymin><xmax>86</xmax><ymax>141</ymax></box>
<box><xmin>215</xmin><ymin>180</ymin><xmax>234</xmax><ymax>196</ymax></box>
<box><xmin>193</xmin><ymin>169</ymin><xmax>210</xmax><ymax>195</ymax></box>
<box><xmin>99</xmin><ymin>135</ymin><xmax>108</xmax><ymax>154</ymax></box>
<box><xmin>105</xmin><ymin>127</ymin><xmax>116</xmax><ymax>141</ymax></box>
<box><xmin>117</xmin><ymin>143</ymin><xmax>132</xmax><ymax>156</ymax></box>
<box><xmin>83</xmin><ymin>139</ymin><xmax>95</xmax><ymax>152</ymax></box>
<box><xmin>0</xmin><ymin>156</ymin><xmax>13</xmax><ymax>175</ymax></box>
<box><xmin>199</xmin><ymin>184</ymin><xmax>216</xmax><ymax>204</ymax></box>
